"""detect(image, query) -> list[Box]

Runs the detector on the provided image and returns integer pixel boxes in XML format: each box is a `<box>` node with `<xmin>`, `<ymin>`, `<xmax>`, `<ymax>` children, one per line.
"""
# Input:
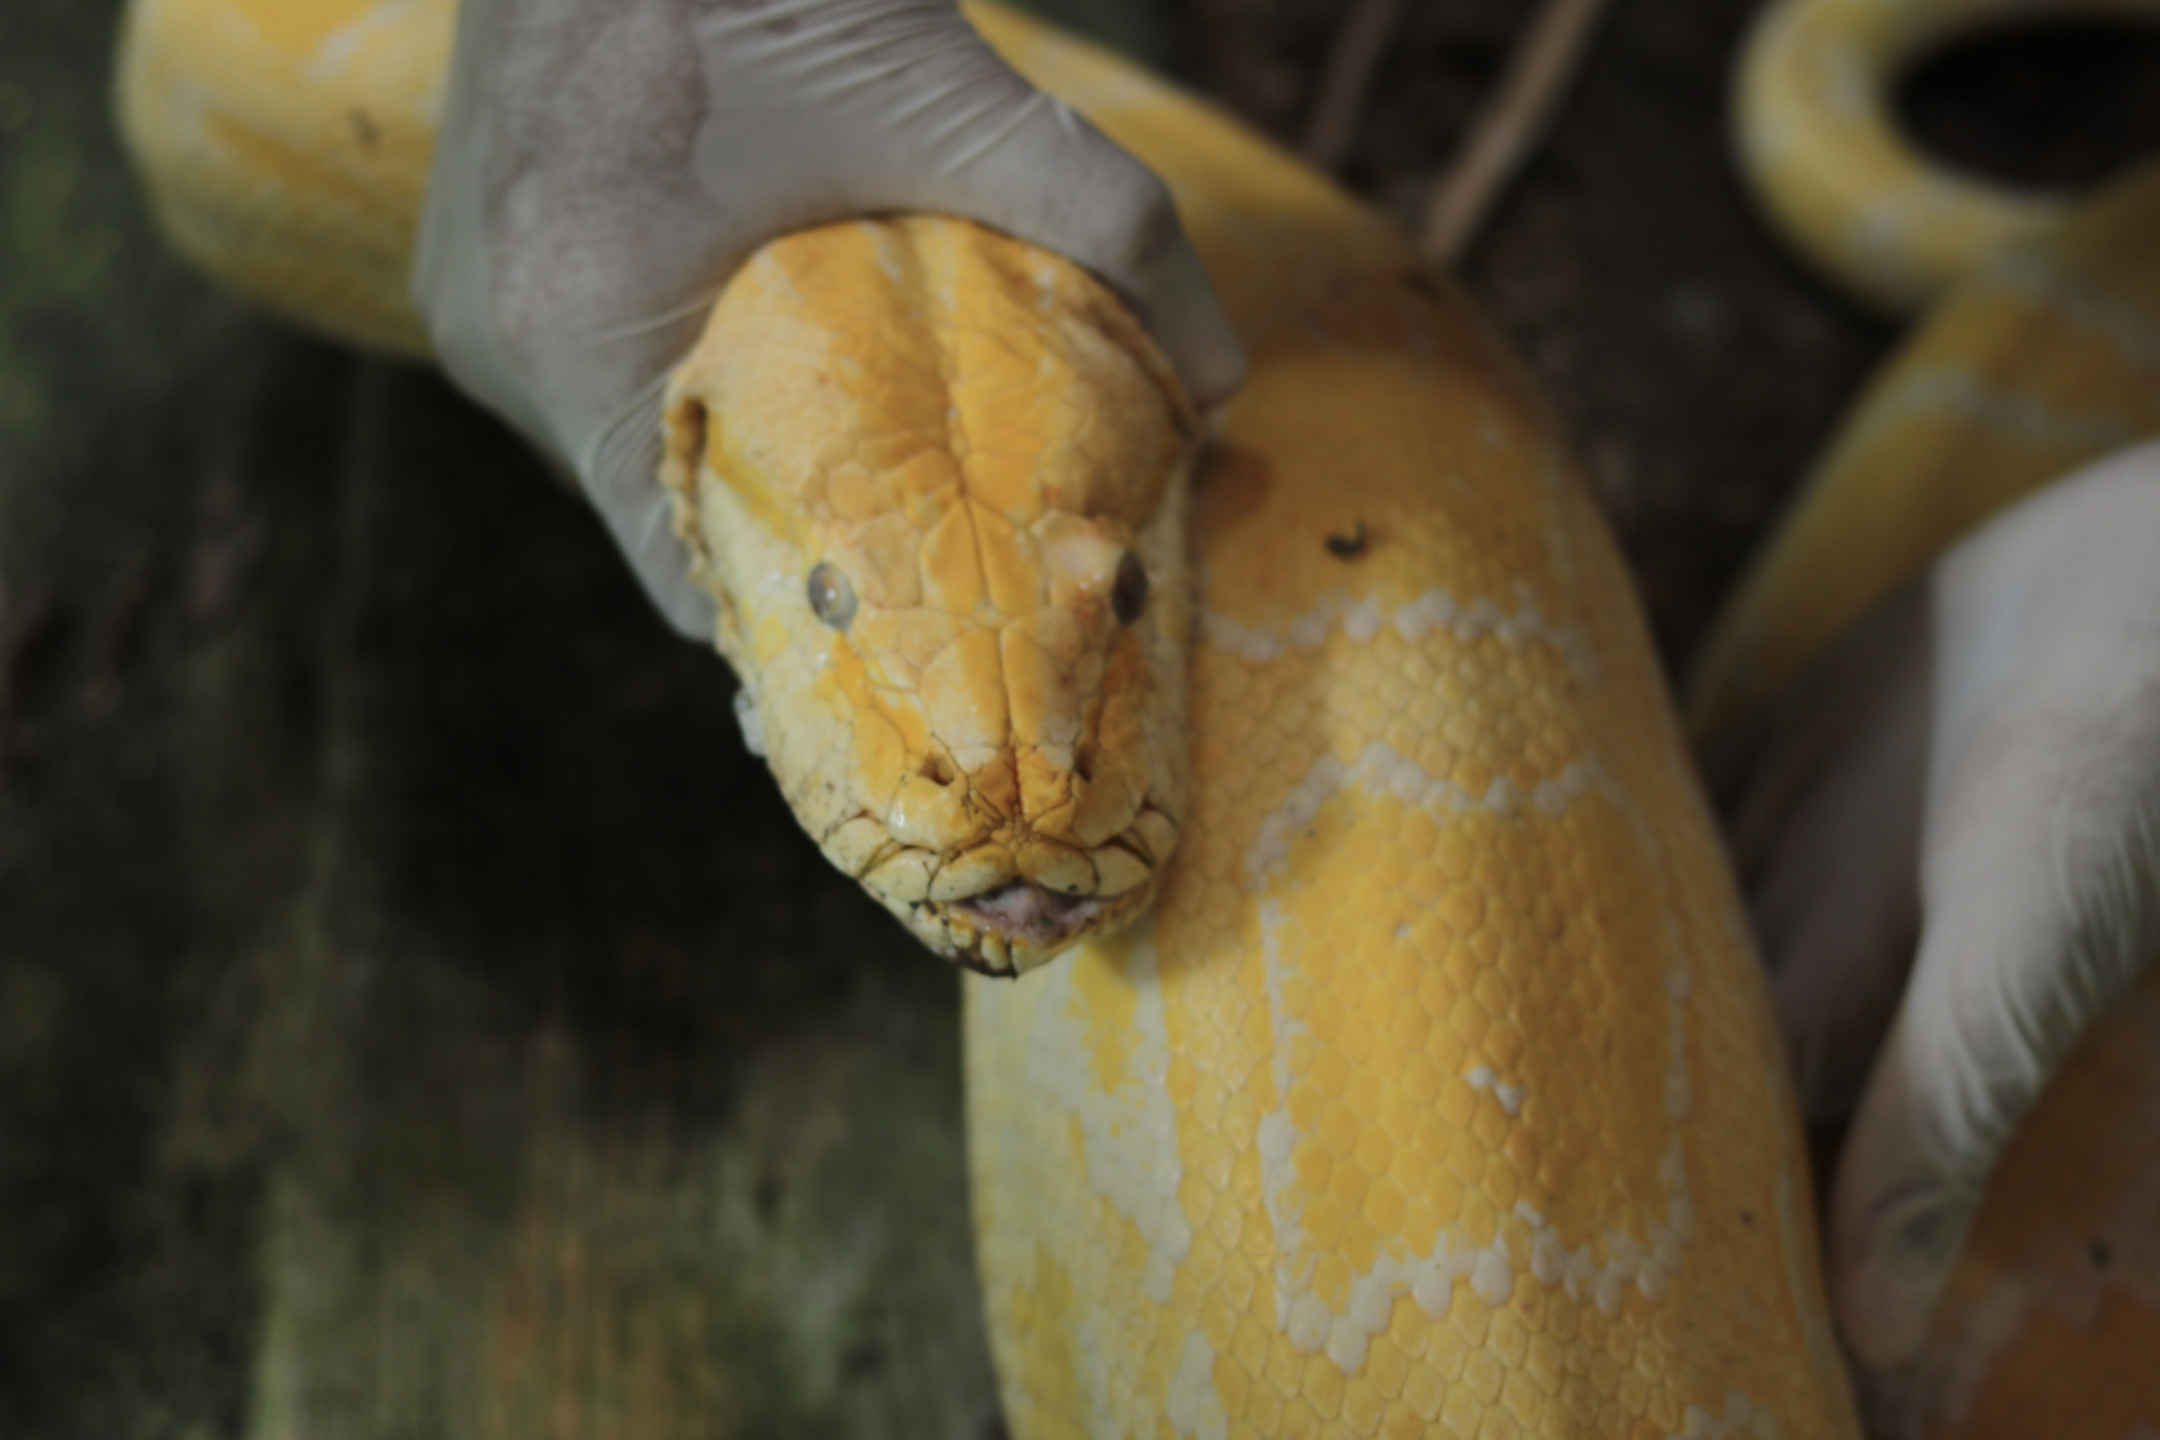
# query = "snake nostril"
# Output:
<box><xmin>1112</xmin><ymin>551</ymin><xmax>1149</xmax><ymax>625</ymax></box>
<box><xmin>920</xmin><ymin>753</ymin><xmax>957</xmax><ymax>786</ymax></box>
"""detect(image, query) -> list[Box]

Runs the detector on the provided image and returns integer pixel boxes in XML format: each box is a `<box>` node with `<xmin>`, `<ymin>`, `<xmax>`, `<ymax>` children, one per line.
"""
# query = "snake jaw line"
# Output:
<box><xmin>814</xmin><ymin>790</ymin><xmax>1179</xmax><ymax>973</ymax></box>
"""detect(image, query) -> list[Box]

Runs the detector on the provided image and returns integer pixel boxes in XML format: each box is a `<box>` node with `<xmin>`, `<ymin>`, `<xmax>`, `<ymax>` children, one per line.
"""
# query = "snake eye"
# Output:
<box><xmin>1112</xmin><ymin>552</ymin><xmax>1149</xmax><ymax>626</ymax></box>
<box><xmin>807</xmin><ymin>562</ymin><xmax>856</xmax><ymax>630</ymax></box>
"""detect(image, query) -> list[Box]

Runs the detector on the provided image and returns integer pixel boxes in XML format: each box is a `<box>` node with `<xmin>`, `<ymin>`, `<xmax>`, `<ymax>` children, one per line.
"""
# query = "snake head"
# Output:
<box><xmin>663</xmin><ymin>217</ymin><xmax>1195</xmax><ymax>975</ymax></box>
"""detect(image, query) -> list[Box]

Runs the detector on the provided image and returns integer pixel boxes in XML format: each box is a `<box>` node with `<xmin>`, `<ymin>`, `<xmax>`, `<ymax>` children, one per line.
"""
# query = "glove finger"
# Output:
<box><xmin>1831</xmin><ymin>672</ymin><xmax>2160</xmax><ymax>1367</ymax></box>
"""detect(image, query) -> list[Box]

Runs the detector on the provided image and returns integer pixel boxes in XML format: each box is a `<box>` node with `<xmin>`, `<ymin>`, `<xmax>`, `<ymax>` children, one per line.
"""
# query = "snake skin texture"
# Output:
<box><xmin>117</xmin><ymin>0</ymin><xmax>1863</xmax><ymax>1434</ymax></box>
<box><xmin>1706</xmin><ymin>3</ymin><xmax>2160</xmax><ymax>1433</ymax></box>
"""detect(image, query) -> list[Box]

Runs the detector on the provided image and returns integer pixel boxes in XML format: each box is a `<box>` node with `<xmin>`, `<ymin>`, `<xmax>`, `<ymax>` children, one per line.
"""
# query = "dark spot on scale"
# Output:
<box><xmin>754</xmin><ymin>1172</ymin><xmax>782</xmax><ymax>1221</ymax></box>
<box><xmin>348</xmin><ymin>108</ymin><xmax>380</xmax><ymax>150</ymax></box>
<box><xmin>2091</xmin><ymin>1237</ymin><xmax>2113</xmax><ymax>1269</ymax></box>
<box><xmin>1740</xmin><ymin>1210</ymin><xmax>1754</xmax><ymax>1228</ymax></box>
<box><xmin>1326</xmin><ymin>521</ymin><xmax>1370</xmax><ymax>559</ymax></box>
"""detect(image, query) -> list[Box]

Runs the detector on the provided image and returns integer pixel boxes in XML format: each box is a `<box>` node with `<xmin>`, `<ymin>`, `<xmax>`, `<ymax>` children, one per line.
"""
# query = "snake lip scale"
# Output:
<box><xmin>840</xmin><ymin>795</ymin><xmax>1185</xmax><ymax>976</ymax></box>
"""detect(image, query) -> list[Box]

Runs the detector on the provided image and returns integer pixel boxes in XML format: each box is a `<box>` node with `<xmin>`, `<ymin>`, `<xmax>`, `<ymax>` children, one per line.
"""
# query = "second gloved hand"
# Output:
<box><xmin>1718</xmin><ymin>439</ymin><xmax>2160</xmax><ymax>1367</ymax></box>
<box><xmin>413</xmin><ymin>0</ymin><xmax>1245</xmax><ymax>634</ymax></box>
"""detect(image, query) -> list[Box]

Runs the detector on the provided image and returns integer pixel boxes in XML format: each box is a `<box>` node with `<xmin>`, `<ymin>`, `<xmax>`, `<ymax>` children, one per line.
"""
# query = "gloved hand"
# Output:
<box><xmin>412</xmin><ymin>0</ymin><xmax>1245</xmax><ymax>635</ymax></box>
<box><xmin>1715</xmin><ymin>439</ymin><xmax>2160</xmax><ymax>1366</ymax></box>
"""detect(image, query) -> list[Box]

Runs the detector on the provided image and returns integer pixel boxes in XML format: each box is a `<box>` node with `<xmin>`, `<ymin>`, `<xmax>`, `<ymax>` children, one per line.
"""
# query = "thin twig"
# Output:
<box><xmin>1418</xmin><ymin>0</ymin><xmax>1616</xmax><ymax>265</ymax></box>
<box><xmin>1301</xmin><ymin>0</ymin><xmax>1406</xmax><ymax>172</ymax></box>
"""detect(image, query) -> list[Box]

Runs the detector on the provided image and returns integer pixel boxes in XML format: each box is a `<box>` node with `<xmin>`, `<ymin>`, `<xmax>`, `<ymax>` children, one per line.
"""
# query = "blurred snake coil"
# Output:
<box><xmin>114</xmin><ymin>0</ymin><xmax>2155</xmax><ymax>1434</ymax></box>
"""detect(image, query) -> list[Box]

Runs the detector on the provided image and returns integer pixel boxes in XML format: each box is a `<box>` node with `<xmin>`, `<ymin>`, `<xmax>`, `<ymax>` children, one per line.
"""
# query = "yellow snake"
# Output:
<box><xmin>1702</xmin><ymin>0</ymin><xmax>2160</xmax><ymax>1434</ymax></box>
<box><xmin>130</xmin><ymin>0</ymin><xmax>2160</xmax><ymax>1432</ymax></box>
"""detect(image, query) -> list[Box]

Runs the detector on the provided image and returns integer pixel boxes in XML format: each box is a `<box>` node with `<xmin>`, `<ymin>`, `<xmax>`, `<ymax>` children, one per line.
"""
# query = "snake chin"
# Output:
<box><xmin>829</xmin><ymin>804</ymin><xmax>1181</xmax><ymax>976</ymax></box>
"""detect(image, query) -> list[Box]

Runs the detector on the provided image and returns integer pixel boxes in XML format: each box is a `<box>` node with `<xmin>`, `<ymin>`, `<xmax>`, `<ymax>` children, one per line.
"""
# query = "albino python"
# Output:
<box><xmin>117</xmin><ymin>0</ymin><xmax>2157</xmax><ymax>1434</ymax></box>
<box><xmin>1700</xmin><ymin>0</ymin><xmax>2160</xmax><ymax>1435</ymax></box>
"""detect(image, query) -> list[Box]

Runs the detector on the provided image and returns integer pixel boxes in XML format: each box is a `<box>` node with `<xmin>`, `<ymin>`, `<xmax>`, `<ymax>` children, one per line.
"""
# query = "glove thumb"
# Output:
<box><xmin>1829</xmin><ymin>661</ymin><xmax>2160</xmax><ymax>1366</ymax></box>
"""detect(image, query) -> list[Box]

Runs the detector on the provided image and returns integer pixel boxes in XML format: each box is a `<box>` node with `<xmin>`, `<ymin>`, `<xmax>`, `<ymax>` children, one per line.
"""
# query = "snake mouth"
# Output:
<box><xmin>821</xmin><ymin>803</ymin><xmax>1180</xmax><ymax>976</ymax></box>
<box><xmin>938</xmin><ymin>880</ymin><xmax>1146</xmax><ymax>977</ymax></box>
<box><xmin>953</xmin><ymin>882</ymin><xmax>1111</xmax><ymax>948</ymax></box>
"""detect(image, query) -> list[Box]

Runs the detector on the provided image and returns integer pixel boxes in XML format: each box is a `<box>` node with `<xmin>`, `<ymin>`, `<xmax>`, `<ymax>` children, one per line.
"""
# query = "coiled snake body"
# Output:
<box><xmin>118</xmin><ymin>0</ymin><xmax>2160</xmax><ymax>1433</ymax></box>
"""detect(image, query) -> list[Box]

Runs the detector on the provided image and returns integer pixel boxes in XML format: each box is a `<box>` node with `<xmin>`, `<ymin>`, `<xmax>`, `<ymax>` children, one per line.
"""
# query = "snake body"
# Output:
<box><xmin>1704</xmin><ymin>1</ymin><xmax>2160</xmax><ymax>1434</ymax></box>
<box><xmin>1731</xmin><ymin>0</ymin><xmax>2160</xmax><ymax>317</ymax></box>
<box><xmin>117</xmin><ymin>0</ymin><xmax>1876</xmax><ymax>1434</ymax></box>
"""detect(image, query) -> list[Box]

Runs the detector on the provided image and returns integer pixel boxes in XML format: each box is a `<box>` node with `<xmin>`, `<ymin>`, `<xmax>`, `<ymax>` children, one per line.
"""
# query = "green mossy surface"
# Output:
<box><xmin>0</xmin><ymin>4</ymin><xmax>1000</xmax><ymax>1436</ymax></box>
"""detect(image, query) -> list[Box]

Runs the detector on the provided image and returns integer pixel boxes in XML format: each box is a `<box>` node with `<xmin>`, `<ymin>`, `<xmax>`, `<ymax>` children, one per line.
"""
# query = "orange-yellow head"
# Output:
<box><xmin>664</xmin><ymin>217</ymin><xmax>1195</xmax><ymax>974</ymax></box>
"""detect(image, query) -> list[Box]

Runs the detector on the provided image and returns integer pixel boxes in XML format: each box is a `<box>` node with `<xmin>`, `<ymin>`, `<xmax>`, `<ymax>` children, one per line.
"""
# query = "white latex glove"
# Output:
<box><xmin>1717</xmin><ymin>439</ymin><xmax>2160</xmax><ymax>1367</ymax></box>
<box><xmin>413</xmin><ymin>0</ymin><xmax>1245</xmax><ymax>635</ymax></box>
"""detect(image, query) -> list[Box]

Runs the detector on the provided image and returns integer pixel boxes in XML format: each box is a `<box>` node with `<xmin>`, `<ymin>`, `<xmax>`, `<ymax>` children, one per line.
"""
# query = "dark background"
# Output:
<box><xmin>2</xmin><ymin>0</ymin><xmax>2157</xmax><ymax>1435</ymax></box>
